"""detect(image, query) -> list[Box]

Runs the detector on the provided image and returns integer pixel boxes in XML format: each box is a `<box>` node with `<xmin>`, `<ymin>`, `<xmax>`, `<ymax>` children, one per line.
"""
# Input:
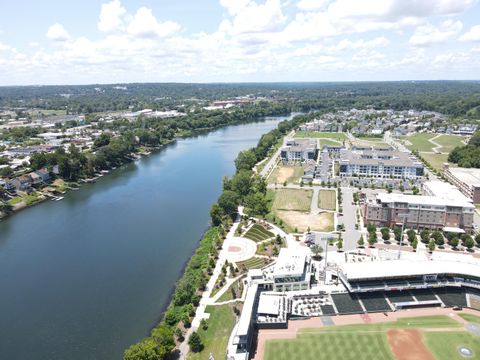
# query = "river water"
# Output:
<box><xmin>0</xmin><ymin>115</ymin><xmax>292</xmax><ymax>360</ymax></box>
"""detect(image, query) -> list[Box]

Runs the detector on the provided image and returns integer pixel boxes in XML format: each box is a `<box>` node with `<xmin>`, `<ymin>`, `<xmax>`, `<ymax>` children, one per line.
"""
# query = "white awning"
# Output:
<box><xmin>443</xmin><ymin>227</ymin><xmax>465</xmax><ymax>234</ymax></box>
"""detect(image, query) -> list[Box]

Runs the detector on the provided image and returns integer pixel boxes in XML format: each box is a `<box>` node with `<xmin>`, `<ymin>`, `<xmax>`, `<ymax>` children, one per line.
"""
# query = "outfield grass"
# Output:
<box><xmin>188</xmin><ymin>304</ymin><xmax>237</xmax><ymax>360</ymax></box>
<box><xmin>318</xmin><ymin>189</ymin><xmax>336</xmax><ymax>211</ymax></box>
<box><xmin>424</xmin><ymin>331</ymin><xmax>480</xmax><ymax>360</ymax></box>
<box><xmin>420</xmin><ymin>152</ymin><xmax>449</xmax><ymax>171</ymax></box>
<box><xmin>265</xmin><ymin>316</ymin><xmax>462</xmax><ymax>360</ymax></box>
<box><xmin>243</xmin><ymin>224</ymin><xmax>274</xmax><ymax>242</ymax></box>
<box><xmin>272</xmin><ymin>189</ymin><xmax>312</xmax><ymax>212</ymax></box>
<box><xmin>402</xmin><ymin>133</ymin><xmax>437</xmax><ymax>152</ymax></box>
<box><xmin>434</xmin><ymin>134</ymin><xmax>466</xmax><ymax>153</ymax></box>
<box><xmin>458</xmin><ymin>313</ymin><xmax>480</xmax><ymax>323</ymax></box>
<box><xmin>295</xmin><ymin>131</ymin><xmax>346</xmax><ymax>140</ymax></box>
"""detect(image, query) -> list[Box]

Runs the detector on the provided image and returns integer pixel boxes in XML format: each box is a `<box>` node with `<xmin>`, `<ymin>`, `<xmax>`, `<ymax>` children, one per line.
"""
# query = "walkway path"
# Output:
<box><xmin>259</xmin><ymin>130</ymin><xmax>294</xmax><ymax>178</ymax></box>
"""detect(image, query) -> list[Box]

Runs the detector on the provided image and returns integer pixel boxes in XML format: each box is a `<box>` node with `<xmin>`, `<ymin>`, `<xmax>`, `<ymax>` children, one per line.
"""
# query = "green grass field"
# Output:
<box><xmin>458</xmin><ymin>313</ymin><xmax>480</xmax><ymax>323</ymax></box>
<box><xmin>243</xmin><ymin>224</ymin><xmax>274</xmax><ymax>242</ymax></box>
<box><xmin>218</xmin><ymin>277</ymin><xmax>244</xmax><ymax>302</ymax></box>
<box><xmin>272</xmin><ymin>189</ymin><xmax>312</xmax><ymax>212</ymax></box>
<box><xmin>402</xmin><ymin>133</ymin><xmax>437</xmax><ymax>152</ymax></box>
<box><xmin>434</xmin><ymin>135</ymin><xmax>466</xmax><ymax>152</ymax></box>
<box><xmin>295</xmin><ymin>131</ymin><xmax>346</xmax><ymax>140</ymax></box>
<box><xmin>264</xmin><ymin>316</ymin><xmax>466</xmax><ymax>360</ymax></box>
<box><xmin>318</xmin><ymin>190</ymin><xmax>336</xmax><ymax>211</ymax></box>
<box><xmin>420</xmin><ymin>152</ymin><xmax>449</xmax><ymax>171</ymax></box>
<box><xmin>319</xmin><ymin>139</ymin><xmax>343</xmax><ymax>147</ymax></box>
<box><xmin>188</xmin><ymin>304</ymin><xmax>237</xmax><ymax>360</ymax></box>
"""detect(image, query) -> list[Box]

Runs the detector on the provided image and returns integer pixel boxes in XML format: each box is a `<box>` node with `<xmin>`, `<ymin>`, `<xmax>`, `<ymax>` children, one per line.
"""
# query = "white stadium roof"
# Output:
<box><xmin>340</xmin><ymin>259</ymin><xmax>480</xmax><ymax>281</ymax></box>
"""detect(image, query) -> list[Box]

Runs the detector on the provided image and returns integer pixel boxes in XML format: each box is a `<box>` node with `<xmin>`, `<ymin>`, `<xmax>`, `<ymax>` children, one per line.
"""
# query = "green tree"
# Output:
<box><xmin>464</xmin><ymin>235</ymin><xmax>474</xmax><ymax>250</ymax></box>
<box><xmin>393</xmin><ymin>227</ymin><xmax>402</xmax><ymax>242</ymax></box>
<box><xmin>428</xmin><ymin>239</ymin><xmax>436</xmax><ymax>253</ymax></box>
<box><xmin>368</xmin><ymin>231</ymin><xmax>377</xmax><ymax>247</ymax></box>
<box><xmin>124</xmin><ymin>338</ymin><xmax>166</xmax><ymax>360</ymax></box>
<box><xmin>420</xmin><ymin>230</ymin><xmax>430</xmax><ymax>244</ymax></box>
<box><xmin>337</xmin><ymin>239</ymin><xmax>343</xmax><ymax>251</ymax></box>
<box><xmin>310</xmin><ymin>244</ymin><xmax>323</xmax><ymax>259</ymax></box>
<box><xmin>357</xmin><ymin>235</ymin><xmax>365</xmax><ymax>248</ymax></box>
<box><xmin>217</xmin><ymin>190</ymin><xmax>239</xmax><ymax>217</ymax></box>
<box><xmin>475</xmin><ymin>233</ymin><xmax>480</xmax><ymax>247</ymax></box>
<box><xmin>380</xmin><ymin>227</ymin><xmax>390</xmax><ymax>241</ymax></box>
<box><xmin>0</xmin><ymin>166</ymin><xmax>13</xmax><ymax>178</ymax></box>
<box><xmin>210</xmin><ymin>203</ymin><xmax>223</xmax><ymax>226</ymax></box>
<box><xmin>0</xmin><ymin>201</ymin><xmax>13</xmax><ymax>215</ymax></box>
<box><xmin>188</xmin><ymin>331</ymin><xmax>203</xmax><ymax>353</ymax></box>
<box><xmin>449</xmin><ymin>236</ymin><xmax>459</xmax><ymax>249</ymax></box>
<box><xmin>412</xmin><ymin>239</ymin><xmax>418</xmax><ymax>251</ymax></box>
<box><xmin>406</xmin><ymin>229</ymin><xmax>416</xmax><ymax>243</ymax></box>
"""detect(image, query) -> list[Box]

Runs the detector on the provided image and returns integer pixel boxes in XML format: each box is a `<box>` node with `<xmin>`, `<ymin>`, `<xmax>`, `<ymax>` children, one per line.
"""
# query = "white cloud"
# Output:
<box><xmin>98</xmin><ymin>0</ymin><xmax>127</xmax><ymax>32</ymax></box>
<box><xmin>409</xmin><ymin>20</ymin><xmax>462</xmax><ymax>46</ymax></box>
<box><xmin>297</xmin><ymin>0</ymin><xmax>331</xmax><ymax>11</ymax></box>
<box><xmin>127</xmin><ymin>7</ymin><xmax>181</xmax><ymax>38</ymax></box>
<box><xmin>459</xmin><ymin>25</ymin><xmax>480</xmax><ymax>42</ymax></box>
<box><xmin>220</xmin><ymin>0</ymin><xmax>252</xmax><ymax>15</ymax></box>
<box><xmin>46</xmin><ymin>23</ymin><xmax>70</xmax><ymax>41</ymax></box>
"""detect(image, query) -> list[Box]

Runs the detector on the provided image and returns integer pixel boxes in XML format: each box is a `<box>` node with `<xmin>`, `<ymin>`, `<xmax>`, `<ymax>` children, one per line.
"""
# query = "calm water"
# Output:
<box><xmin>0</xmin><ymin>115</ymin><xmax>293</xmax><ymax>360</ymax></box>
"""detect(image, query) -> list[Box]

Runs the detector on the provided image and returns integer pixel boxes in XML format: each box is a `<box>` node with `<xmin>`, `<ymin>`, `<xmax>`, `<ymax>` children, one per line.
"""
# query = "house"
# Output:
<box><xmin>35</xmin><ymin>168</ymin><xmax>51</xmax><ymax>183</ymax></box>
<box><xmin>11</xmin><ymin>175</ymin><xmax>33</xmax><ymax>192</ymax></box>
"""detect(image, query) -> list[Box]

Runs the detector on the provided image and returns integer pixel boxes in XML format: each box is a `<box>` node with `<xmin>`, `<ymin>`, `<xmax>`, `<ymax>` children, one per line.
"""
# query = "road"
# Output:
<box><xmin>338</xmin><ymin>187</ymin><xmax>361</xmax><ymax>251</ymax></box>
<box><xmin>259</xmin><ymin>130</ymin><xmax>294</xmax><ymax>178</ymax></box>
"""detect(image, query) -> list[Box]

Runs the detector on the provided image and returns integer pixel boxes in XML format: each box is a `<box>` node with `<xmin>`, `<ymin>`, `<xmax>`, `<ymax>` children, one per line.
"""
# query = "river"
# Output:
<box><xmin>0</xmin><ymin>114</ymin><xmax>294</xmax><ymax>360</ymax></box>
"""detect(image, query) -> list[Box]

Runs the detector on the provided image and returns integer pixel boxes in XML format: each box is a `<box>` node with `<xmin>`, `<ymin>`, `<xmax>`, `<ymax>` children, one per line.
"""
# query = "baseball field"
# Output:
<box><xmin>261</xmin><ymin>312</ymin><xmax>480</xmax><ymax>360</ymax></box>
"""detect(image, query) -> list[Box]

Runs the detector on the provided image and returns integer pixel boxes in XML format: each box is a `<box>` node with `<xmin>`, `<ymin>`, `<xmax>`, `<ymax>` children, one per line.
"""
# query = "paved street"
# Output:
<box><xmin>339</xmin><ymin>186</ymin><xmax>361</xmax><ymax>251</ymax></box>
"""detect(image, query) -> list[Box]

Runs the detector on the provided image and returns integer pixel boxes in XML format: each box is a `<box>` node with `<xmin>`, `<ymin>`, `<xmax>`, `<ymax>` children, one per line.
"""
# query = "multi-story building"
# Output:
<box><xmin>363</xmin><ymin>192</ymin><xmax>474</xmax><ymax>231</ymax></box>
<box><xmin>339</xmin><ymin>149</ymin><xmax>424</xmax><ymax>179</ymax></box>
<box><xmin>280</xmin><ymin>139</ymin><xmax>318</xmax><ymax>163</ymax></box>
<box><xmin>442</xmin><ymin>164</ymin><xmax>480</xmax><ymax>203</ymax></box>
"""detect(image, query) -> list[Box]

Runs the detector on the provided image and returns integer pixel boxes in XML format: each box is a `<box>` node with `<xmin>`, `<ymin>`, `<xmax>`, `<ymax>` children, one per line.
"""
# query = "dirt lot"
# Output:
<box><xmin>276</xmin><ymin>210</ymin><xmax>334</xmax><ymax>232</ymax></box>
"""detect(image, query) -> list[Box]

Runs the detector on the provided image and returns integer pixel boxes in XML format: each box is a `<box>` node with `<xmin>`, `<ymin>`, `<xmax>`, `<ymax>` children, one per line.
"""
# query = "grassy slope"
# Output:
<box><xmin>403</xmin><ymin>133</ymin><xmax>436</xmax><ymax>152</ymax></box>
<box><xmin>434</xmin><ymin>134</ymin><xmax>465</xmax><ymax>152</ymax></box>
<box><xmin>420</xmin><ymin>152</ymin><xmax>449</xmax><ymax>171</ymax></box>
<box><xmin>188</xmin><ymin>304</ymin><xmax>237</xmax><ymax>360</ymax></box>
<box><xmin>267</xmin><ymin>166</ymin><xmax>304</xmax><ymax>184</ymax></box>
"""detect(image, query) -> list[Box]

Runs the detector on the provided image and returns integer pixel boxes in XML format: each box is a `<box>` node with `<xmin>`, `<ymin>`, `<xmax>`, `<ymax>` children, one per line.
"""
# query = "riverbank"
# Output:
<box><xmin>123</xmin><ymin>112</ymin><xmax>306</xmax><ymax>359</ymax></box>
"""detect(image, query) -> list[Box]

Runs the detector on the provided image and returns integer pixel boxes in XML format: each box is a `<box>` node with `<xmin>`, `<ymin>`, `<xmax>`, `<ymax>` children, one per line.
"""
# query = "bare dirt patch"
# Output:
<box><xmin>275</xmin><ymin>167</ymin><xmax>295</xmax><ymax>183</ymax></box>
<box><xmin>387</xmin><ymin>329</ymin><xmax>434</xmax><ymax>360</ymax></box>
<box><xmin>228</xmin><ymin>246</ymin><xmax>242</xmax><ymax>252</ymax></box>
<box><xmin>276</xmin><ymin>210</ymin><xmax>334</xmax><ymax>232</ymax></box>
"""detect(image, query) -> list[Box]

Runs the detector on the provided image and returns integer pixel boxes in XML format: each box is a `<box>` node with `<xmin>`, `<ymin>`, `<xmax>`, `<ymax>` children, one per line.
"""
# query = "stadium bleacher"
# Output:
<box><xmin>320</xmin><ymin>304</ymin><xmax>336</xmax><ymax>315</ymax></box>
<box><xmin>385</xmin><ymin>290</ymin><xmax>414</xmax><ymax>303</ymax></box>
<box><xmin>434</xmin><ymin>287</ymin><xmax>467</xmax><ymax>307</ymax></box>
<box><xmin>410</xmin><ymin>288</ymin><xmax>437</xmax><ymax>301</ymax></box>
<box><xmin>357</xmin><ymin>292</ymin><xmax>392</xmax><ymax>312</ymax></box>
<box><xmin>384</xmin><ymin>280</ymin><xmax>409</xmax><ymax>288</ymax></box>
<box><xmin>331</xmin><ymin>293</ymin><xmax>363</xmax><ymax>314</ymax></box>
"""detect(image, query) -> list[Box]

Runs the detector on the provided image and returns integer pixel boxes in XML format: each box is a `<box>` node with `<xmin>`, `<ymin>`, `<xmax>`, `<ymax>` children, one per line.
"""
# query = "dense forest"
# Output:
<box><xmin>1</xmin><ymin>81</ymin><xmax>480</xmax><ymax>117</ymax></box>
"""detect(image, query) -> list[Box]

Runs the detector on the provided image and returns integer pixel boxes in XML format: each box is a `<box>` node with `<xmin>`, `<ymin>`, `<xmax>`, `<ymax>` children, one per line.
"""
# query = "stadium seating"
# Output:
<box><xmin>434</xmin><ymin>287</ymin><xmax>467</xmax><ymax>307</ymax></box>
<box><xmin>357</xmin><ymin>292</ymin><xmax>392</xmax><ymax>312</ymax></box>
<box><xmin>331</xmin><ymin>293</ymin><xmax>364</xmax><ymax>314</ymax></box>
<box><xmin>385</xmin><ymin>290</ymin><xmax>414</xmax><ymax>303</ymax></box>
<box><xmin>410</xmin><ymin>289</ymin><xmax>437</xmax><ymax>301</ymax></box>
<box><xmin>320</xmin><ymin>304</ymin><xmax>336</xmax><ymax>315</ymax></box>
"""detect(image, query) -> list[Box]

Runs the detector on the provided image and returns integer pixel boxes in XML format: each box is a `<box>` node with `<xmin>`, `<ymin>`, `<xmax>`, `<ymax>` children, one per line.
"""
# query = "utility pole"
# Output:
<box><xmin>398</xmin><ymin>213</ymin><xmax>409</xmax><ymax>260</ymax></box>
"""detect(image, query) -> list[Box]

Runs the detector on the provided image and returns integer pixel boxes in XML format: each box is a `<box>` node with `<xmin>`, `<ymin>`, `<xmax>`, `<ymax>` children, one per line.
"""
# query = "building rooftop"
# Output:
<box><xmin>273</xmin><ymin>249</ymin><xmax>306</xmax><ymax>278</ymax></box>
<box><xmin>375</xmin><ymin>192</ymin><xmax>474</xmax><ymax>209</ymax></box>
<box><xmin>447</xmin><ymin>167</ymin><xmax>480</xmax><ymax>188</ymax></box>
<box><xmin>423</xmin><ymin>181</ymin><xmax>471</xmax><ymax>203</ymax></box>
<box><xmin>257</xmin><ymin>293</ymin><xmax>281</xmax><ymax>316</ymax></box>
<box><xmin>340</xmin><ymin>149</ymin><xmax>422</xmax><ymax>167</ymax></box>
<box><xmin>340</xmin><ymin>259</ymin><xmax>480</xmax><ymax>281</ymax></box>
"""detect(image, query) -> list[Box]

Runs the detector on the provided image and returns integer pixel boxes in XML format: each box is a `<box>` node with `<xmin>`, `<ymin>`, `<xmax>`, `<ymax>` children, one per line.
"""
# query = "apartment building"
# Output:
<box><xmin>442</xmin><ymin>164</ymin><xmax>480</xmax><ymax>203</ymax></box>
<box><xmin>363</xmin><ymin>192</ymin><xmax>474</xmax><ymax>231</ymax></box>
<box><xmin>280</xmin><ymin>139</ymin><xmax>318</xmax><ymax>163</ymax></box>
<box><xmin>339</xmin><ymin>149</ymin><xmax>424</xmax><ymax>179</ymax></box>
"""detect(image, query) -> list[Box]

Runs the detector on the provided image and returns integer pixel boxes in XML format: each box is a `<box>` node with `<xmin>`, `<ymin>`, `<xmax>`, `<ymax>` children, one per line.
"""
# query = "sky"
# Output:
<box><xmin>1</xmin><ymin>0</ymin><xmax>480</xmax><ymax>85</ymax></box>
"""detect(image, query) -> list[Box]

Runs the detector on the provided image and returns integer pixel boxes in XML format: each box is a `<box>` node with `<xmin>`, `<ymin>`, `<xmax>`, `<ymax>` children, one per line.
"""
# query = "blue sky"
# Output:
<box><xmin>1</xmin><ymin>0</ymin><xmax>480</xmax><ymax>85</ymax></box>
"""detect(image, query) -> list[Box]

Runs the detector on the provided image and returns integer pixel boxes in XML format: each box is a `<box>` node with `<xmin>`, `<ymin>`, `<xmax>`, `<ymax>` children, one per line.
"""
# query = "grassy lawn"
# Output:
<box><xmin>402</xmin><ymin>133</ymin><xmax>437</xmax><ymax>152</ymax></box>
<box><xmin>318</xmin><ymin>189</ymin><xmax>336</xmax><ymax>211</ymax></box>
<box><xmin>243</xmin><ymin>224</ymin><xmax>274</xmax><ymax>242</ymax></box>
<box><xmin>188</xmin><ymin>304</ymin><xmax>237</xmax><ymax>360</ymax></box>
<box><xmin>424</xmin><ymin>331</ymin><xmax>480</xmax><ymax>360</ymax></box>
<box><xmin>458</xmin><ymin>313</ymin><xmax>480</xmax><ymax>323</ymax></box>
<box><xmin>434</xmin><ymin>134</ymin><xmax>466</xmax><ymax>153</ymax></box>
<box><xmin>420</xmin><ymin>152</ymin><xmax>449</xmax><ymax>171</ymax></box>
<box><xmin>268</xmin><ymin>165</ymin><xmax>304</xmax><ymax>184</ymax></box>
<box><xmin>272</xmin><ymin>189</ymin><xmax>312</xmax><ymax>212</ymax></box>
<box><xmin>295</xmin><ymin>131</ymin><xmax>346</xmax><ymax>140</ymax></box>
<box><xmin>319</xmin><ymin>139</ymin><xmax>343</xmax><ymax>147</ymax></box>
<box><xmin>218</xmin><ymin>278</ymin><xmax>244</xmax><ymax>302</ymax></box>
<box><xmin>265</xmin><ymin>316</ymin><xmax>462</xmax><ymax>360</ymax></box>
<box><xmin>8</xmin><ymin>196</ymin><xmax>23</xmax><ymax>206</ymax></box>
